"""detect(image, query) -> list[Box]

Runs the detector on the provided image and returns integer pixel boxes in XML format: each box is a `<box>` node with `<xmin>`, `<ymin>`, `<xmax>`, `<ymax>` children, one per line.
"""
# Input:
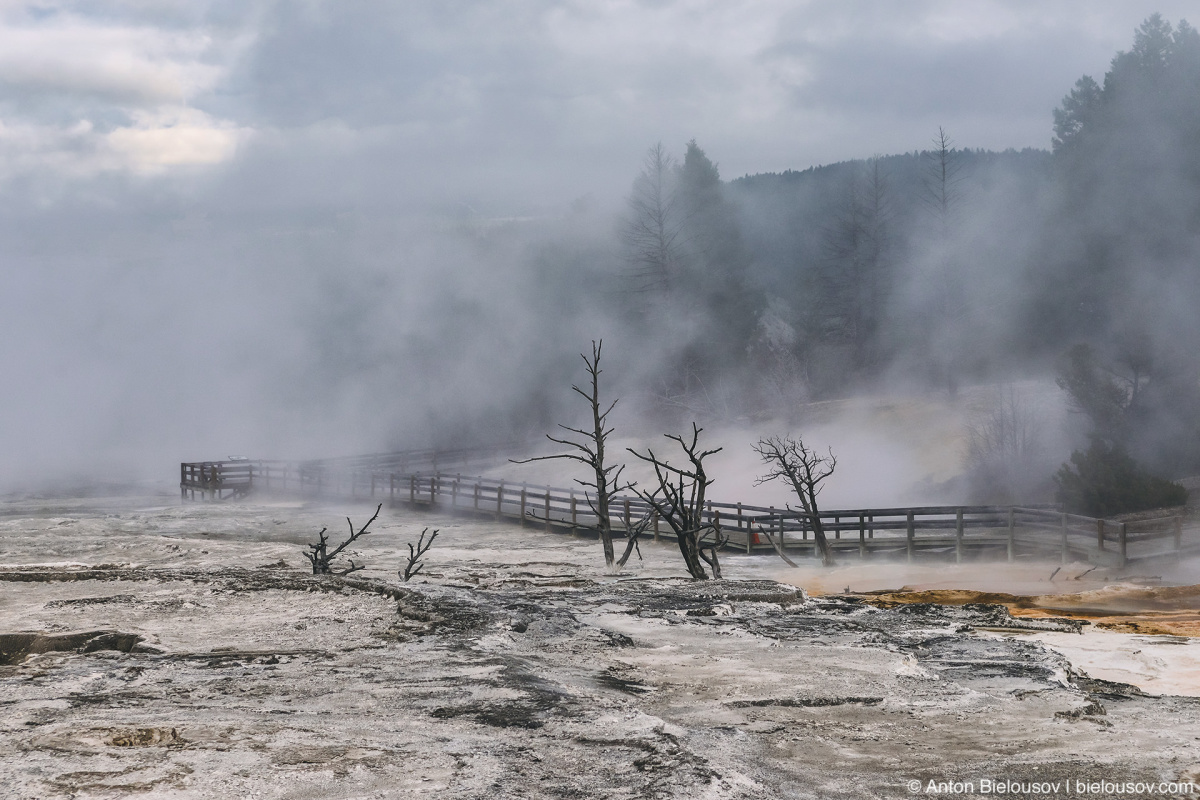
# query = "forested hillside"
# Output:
<box><xmin>729</xmin><ymin>146</ymin><xmax>1052</xmax><ymax>397</ymax></box>
<box><xmin>585</xmin><ymin>14</ymin><xmax>1200</xmax><ymax>505</ymax></box>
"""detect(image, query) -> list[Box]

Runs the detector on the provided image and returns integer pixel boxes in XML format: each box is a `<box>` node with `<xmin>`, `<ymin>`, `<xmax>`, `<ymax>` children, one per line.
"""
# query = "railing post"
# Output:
<box><xmin>906</xmin><ymin>510</ymin><xmax>915</xmax><ymax>563</ymax></box>
<box><xmin>497</xmin><ymin>483</ymin><xmax>504</xmax><ymax>520</ymax></box>
<box><xmin>570</xmin><ymin>493</ymin><xmax>578</xmax><ymax>532</ymax></box>
<box><xmin>390</xmin><ymin>473</ymin><xmax>395</xmax><ymax>503</ymax></box>
<box><xmin>180</xmin><ymin>464</ymin><xmax>186</xmax><ymax>502</ymax></box>
<box><xmin>834</xmin><ymin>514</ymin><xmax>841</xmax><ymax>540</ymax></box>
<box><xmin>1119</xmin><ymin>522</ymin><xmax>1127</xmax><ymax>567</ymax></box>
<box><xmin>955</xmin><ymin>508</ymin><xmax>964</xmax><ymax>564</ymax></box>
<box><xmin>1097</xmin><ymin>519</ymin><xmax>1105</xmax><ymax>551</ymax></box>
<box><xmin>868</xmin><ymin>513</ymin><xmax>874</xmax><ymax>539</ymax></box>
<box><xmin>1007</xmin><ymin>507</ymin><xmax>1015</xmax><ymax>563</ymax></box>
<box><xmin>1061</xmin><ymin>513</ymin><xmax>1069</xmax><ymax>564</ymax></box>
<box><xmin>737</xmin><ymin>503</ymin><xmax>743</xmax><ymax>530</ymax></box>
<box><xmin>410</xmin><ymin>475</ymin><xmax>416</xmax><ymax>505</ymax></box>
<box><xmin>546</xmin><ymin>488</ymin><xmax>552</xmax><ymax>532</ymax></box>
<box><xmin>859</xmin><ymin>513</ymin><xmax>866</xmax><ymax>558</ymax></box>
<box><xmin>474</xmin><ymin>482</ymin><xmax>480</xmax><ymax>511</ymax></box>
<box><xmin>431</xmin><ymin>473</ymin><xmax>437</xmax><ymax>505</ymax></box>
<box><xmin>520</xmin><ymin>486</ymin><xmax>527</xmax><ymax>525</ymax></box>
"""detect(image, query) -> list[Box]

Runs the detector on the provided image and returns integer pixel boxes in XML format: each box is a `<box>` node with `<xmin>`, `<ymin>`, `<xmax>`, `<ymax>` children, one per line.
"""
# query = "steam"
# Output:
<box><xmin>0</xmin><ymin>3</ymin><xmax>1192</xmax><ymax>499</ymax></box>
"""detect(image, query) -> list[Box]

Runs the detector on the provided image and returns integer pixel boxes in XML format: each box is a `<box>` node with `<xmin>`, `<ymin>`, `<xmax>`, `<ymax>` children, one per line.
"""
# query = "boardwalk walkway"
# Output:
<box><xmin>181</xmin><ymin>448</ymin><xmax>1195</xmax><ymax>568</ymax></box>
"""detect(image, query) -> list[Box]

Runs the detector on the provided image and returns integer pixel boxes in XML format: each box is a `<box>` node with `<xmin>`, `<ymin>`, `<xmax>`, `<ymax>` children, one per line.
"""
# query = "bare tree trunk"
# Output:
<box><xmin>590</xmin><ymin>387</ymin><xmax>617</xmax><ymax>568</ymax></box>
<box><xmin>679</xmin><ymin>531</ymin><xmax>710</xmax><ymax>580</ymax></box>
<box><xmin>804</xmin><ymin>499</ymin><xmax>836</xmax><ymax>567</ymax></box>
<box><xmin>512</xmin><ymin>340</ymin><xmax>628</xmax><ymax>570</ymax></box>
<box><xmin>698</xmin><ymin>519</ymin><xmax>724</xmax><ymax>579</ymax></box>
<box><xmin>614</xmin><ymin>514</ymin><xmax>652</xmax><ymax>569</ymax></box>
<box><xmin>615</xmin><ymin>530</ymin><xmax>640</xmax><ymax>569</ymax></box>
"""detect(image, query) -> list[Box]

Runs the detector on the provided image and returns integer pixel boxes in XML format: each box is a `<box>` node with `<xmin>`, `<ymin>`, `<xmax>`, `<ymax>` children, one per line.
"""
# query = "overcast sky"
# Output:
<box><xmin>1</xmin><ymin>1</ymin><xmax>1195</xmax><ymax>488</ymax></box>
<box><xmin>0</xmin><ymin>0</ymin><xmax>1195</xmax><ymax>212</ymax></box>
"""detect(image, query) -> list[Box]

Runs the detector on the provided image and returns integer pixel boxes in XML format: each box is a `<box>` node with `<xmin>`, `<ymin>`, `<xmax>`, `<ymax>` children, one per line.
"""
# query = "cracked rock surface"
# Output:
<box><xmin>1</xmin><ymin>494</ymin><xmax>1199</xmax><ymax>798</ymax></box>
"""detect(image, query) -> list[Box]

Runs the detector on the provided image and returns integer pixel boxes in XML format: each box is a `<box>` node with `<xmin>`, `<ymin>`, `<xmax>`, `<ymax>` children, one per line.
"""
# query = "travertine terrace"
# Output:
<box><xmin>2</xmin><ymin>492</ymin><xmax>1199</xmax><ymax>799</ymax></box>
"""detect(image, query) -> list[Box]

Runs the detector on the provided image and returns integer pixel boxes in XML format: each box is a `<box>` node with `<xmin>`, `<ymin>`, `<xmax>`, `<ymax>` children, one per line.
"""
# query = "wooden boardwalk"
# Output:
<box><xmin>181</xmin><ymin>449</ymin><xmax>1194</xmax><ymax>568</ymax></box>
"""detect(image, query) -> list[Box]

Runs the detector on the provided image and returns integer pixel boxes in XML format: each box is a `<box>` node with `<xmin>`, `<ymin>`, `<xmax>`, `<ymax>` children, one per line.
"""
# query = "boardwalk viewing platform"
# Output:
<box><xmin>181</xmin><ymin>447</ymin><xmax>1196</xmax><ymax>568</ymax></box>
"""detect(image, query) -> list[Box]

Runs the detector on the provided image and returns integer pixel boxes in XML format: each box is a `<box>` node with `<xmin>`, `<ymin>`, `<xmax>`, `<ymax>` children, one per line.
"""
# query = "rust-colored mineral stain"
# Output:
<box><xmin>853</xmin><ymin>584</ymin><xmax>1200</xmax><ymax>637</ymax></box>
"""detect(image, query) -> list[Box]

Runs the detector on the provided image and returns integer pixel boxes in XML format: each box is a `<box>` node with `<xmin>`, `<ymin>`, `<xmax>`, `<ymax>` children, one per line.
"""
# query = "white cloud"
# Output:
<box><xmin>0</xmin><ymin>22</ymin><xmax>218</xmax><ymax>102</ymax></box>
<box><xmin>0</xmin><ymin>5</ymin><xmax>253</xmax><ymax>178</ymax></box>
<box><xmin>104</xmin><ymin>107</ymin><xmax>250</xmax><ymax>172</ymax></box>
<box><xmin>0</xmin><ymin>1</ymin><xmax>1196</xmax><ymax>194</ymax></box>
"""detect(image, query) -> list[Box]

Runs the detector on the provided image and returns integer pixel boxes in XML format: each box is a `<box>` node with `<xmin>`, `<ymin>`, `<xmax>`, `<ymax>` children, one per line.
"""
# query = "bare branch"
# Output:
<box><xmin>401</xmin><ymin>528</ymin><xmax>439</xmax><ymax>582</ymax></box>
<box><xmin>615</xmin><ymin>513</ymin><xmax>653</xmax><ymax>569</ymax></box>
<box><xmin>754</xmin><ymin>521</ymin><xmax>800</xmax><ymax>568</ymax></box>
<box><xmin>304</xmin><ymin>504</ymin><xmax>382</xmax><ymax>575</ymax></box>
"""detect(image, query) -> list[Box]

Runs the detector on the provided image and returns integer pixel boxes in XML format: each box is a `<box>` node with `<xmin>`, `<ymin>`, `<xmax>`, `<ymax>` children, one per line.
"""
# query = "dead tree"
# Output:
<box><xmin>623</xmin><ymin>142</ymin><xmax>682</xmax><ymax>298</ymax></box>
<box><xmin>512</xmin><ymin>340</ymin><xmax>630</xmax><ymax>569</ymax></box>
<box><xmin>614</xmin><ymin>512</ymin><xmax>653</xmax><ymax>569</ymax></box>
<box><xmin>922</xmin><ymin>126</ymin><xmax>968</xmax><ymax>396</ymax></box>
<box><xmin>965</xmin><ymin>384</ymin><xmax>1045</xmax><ymax>504</ymax></box>
<box><xmin>401</xmin><ymin>527</ymin><xmax>439</xmax><ymax>582</ymax></box>
<box><xmin>753</xmin><ymin>436</ymin><xmax>837</xmax><ymax>567</ymax></box>
<box><xmin>304</xmin><ymin>503</ymin><xmax>381</xmax><ymax>575</ymax></box>
<box><xmin>628</xmin><ymin>423</ymin><xmax>726</xmax><ymax>580</ymax></box>
<box><xmin>751</xmin><ymin>518</ymin><xmax>800</xmax><ymax>568</ymax></box>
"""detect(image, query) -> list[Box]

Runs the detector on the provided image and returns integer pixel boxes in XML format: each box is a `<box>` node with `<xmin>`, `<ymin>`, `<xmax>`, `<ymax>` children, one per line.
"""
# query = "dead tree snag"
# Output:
<box><xmin>629</xmin><ymin>423</ymin><xmax>726</xmax><ymax>580</ymax></box>
<box><xmin>304</xmin><ymin>503</ymin><xmax>381</xmax><ymax>576</ymax></box>
<box><xmin>753</xmin><ymin>436</ymin><xmax>837</xmax><ymax>567</ymax></box>
<box><xmin>512</xmin><ymin>340</ymin><xmax>632</xmax><ymax>570</ymax></box>
<box><xmin>401</xmin><ymin>528</ymin><xmax>439</xmax><ymax>582</ymax></box>
<box><xmin>614</xmin><ymin>513</ymin><xmax>652</xmax><ymax>569</ymax></box>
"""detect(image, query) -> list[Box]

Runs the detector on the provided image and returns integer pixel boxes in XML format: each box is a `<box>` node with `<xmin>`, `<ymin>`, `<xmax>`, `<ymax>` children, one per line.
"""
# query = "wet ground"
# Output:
<box><xmin>1</xmin><ymin>493</ymin><xmax>1199</xmax><ymax>799</ymax></box>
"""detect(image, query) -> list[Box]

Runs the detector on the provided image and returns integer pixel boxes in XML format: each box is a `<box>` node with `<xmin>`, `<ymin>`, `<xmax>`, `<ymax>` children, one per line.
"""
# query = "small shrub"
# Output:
<box><xmin>1054</xmin><ymin>439</ymin><xmax>1187</xmax><ymax>516</ymax></box>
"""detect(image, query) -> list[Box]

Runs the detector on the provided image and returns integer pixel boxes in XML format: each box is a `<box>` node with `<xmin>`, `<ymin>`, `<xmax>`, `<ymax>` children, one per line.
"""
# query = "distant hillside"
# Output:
<box><xmin>728</xmin><ymin>148</ymin><xmax>1052</xmax><ymax>301</ymax></box>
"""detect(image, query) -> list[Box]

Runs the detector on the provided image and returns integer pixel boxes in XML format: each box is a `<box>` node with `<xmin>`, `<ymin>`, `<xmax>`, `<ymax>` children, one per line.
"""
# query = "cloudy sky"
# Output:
<box><xmin>1</xmin><ymin>0</ymin><xmax>1194</xmax><ymax>209</ymax></box>
<box><xmin>0</xmin><ymin>0</ymin><xmax>1194</xmax><ymax>488</ymax></box>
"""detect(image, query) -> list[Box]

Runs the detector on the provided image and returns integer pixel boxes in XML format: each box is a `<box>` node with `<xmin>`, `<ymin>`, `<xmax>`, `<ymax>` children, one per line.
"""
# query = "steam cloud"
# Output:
<box><xmin>0</xmin><ymin>2</ymin><xmax>1194</xmax><ymax>501</ymax></box>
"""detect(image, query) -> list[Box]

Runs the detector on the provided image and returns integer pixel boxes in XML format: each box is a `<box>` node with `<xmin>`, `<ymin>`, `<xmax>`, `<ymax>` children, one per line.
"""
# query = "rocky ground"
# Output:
<box><xmin>1</xmin><ymin>493</ymin><xmax>1199</xmax><ymax>799</ymax></box>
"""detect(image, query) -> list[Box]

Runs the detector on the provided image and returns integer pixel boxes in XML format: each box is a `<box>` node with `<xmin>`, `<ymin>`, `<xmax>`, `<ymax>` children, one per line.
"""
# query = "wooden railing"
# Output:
<box><xmin>179</xmin><ymin>444</ymin><xmax>521</xmax><ymax>502</ymax></box>
<box><xmin>375</xmin><ymin>473</ymin><xmax>1188</xmax><ymax>567</ymax></box>
<box><xmin>179</xmin><ymin>460</ymin><xmax>272</xmax><ymax>501</ymax></box>
<box><xmin>1009</xmin><ymin>506</ymin><xmax>1185</xmax><ymax>566</ymax></box>
<box><xmin>182</xmin><ymin>449</ymin><xmax>1191</xmax><ymax>566</ymax></box>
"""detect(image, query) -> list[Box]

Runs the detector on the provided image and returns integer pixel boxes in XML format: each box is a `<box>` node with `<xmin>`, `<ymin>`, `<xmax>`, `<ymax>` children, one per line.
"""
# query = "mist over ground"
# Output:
<box><xmin>1</xmin><ymin>2</ymin><xmax>1197</xmax><ymax>508</ymax></box>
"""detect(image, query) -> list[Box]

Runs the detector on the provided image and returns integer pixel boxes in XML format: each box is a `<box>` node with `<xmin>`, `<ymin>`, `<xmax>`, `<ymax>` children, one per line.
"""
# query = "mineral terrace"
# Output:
<box><xmin>1</xmin><ymin>493</ymin><xmax>1199</xmax><ymax>799</ymax></box>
